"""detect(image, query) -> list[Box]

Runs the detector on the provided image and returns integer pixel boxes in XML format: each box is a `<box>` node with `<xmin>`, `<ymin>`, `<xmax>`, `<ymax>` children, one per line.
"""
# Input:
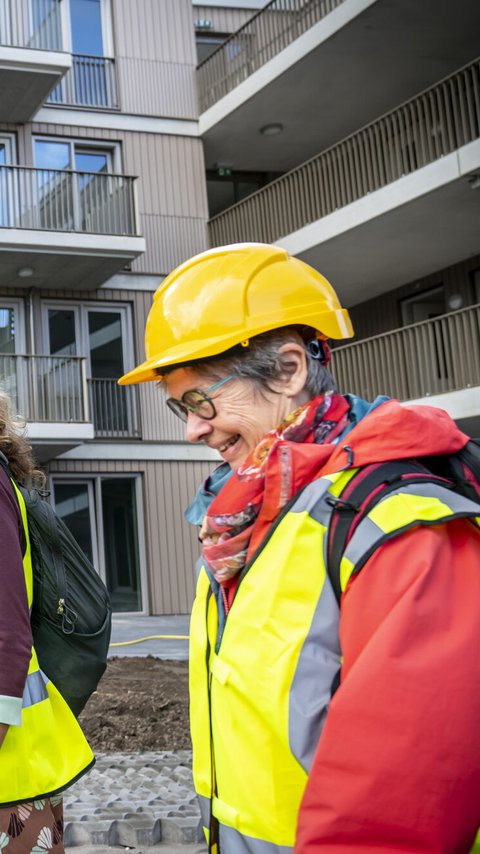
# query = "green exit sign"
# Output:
<box><xmin>217</xmin><ymin>167</ymin><xmax>232</xmax><ymax>177</ymax></box>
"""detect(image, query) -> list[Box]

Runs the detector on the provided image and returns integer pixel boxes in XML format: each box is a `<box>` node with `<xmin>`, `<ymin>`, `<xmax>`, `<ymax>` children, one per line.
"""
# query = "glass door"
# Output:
<box><xmin>70</xmin><ymin>0</ymin><xmax>108</xmax><ymax>105</ymax></box>
<box><xmin>45</xmin><ymin>307</ymin><xmax>84</xmax><ymax>421</ymax></box>
<box><xmin>0</xmin><ymin>136</ymin><xmax>14</xmax><ymax>227</ymax></box>
<box><xmin>51</xmin><ymin>475</ymin><xmax>144</xmax><ymax>612</ymax></box>
<box><xmin>34</xmin><ymin>139</ymin><xmax>113</xmax><ymax>231</ymax></box>
<box><xmin>0</xmin><ymin>2</ymin><xmax>12</xmax><ymax>45</ymax></box>
<box><xmin>52</xmin><ymin>480</ymin><xmax>98</xmax><ymax>565</ymax></box>
<box><xmin>34</xmin><ymin>139</ymin><xmax>73</xmax><ymax>231</ymax></box>
<box><xmin>74</xmin><ymin>148</ymin><xmax>110</xmax><ymax>232</ymax></box>
<box><xmin>0</xmin><ymin>302</ymin><xmax>22</xmax><ymax>412</ymax></box>
<box><xmin>86</xmin><ymin>307</ymin><xmax>135</xmax><ymax>436</ymax></box>
<box><xmin>100</xmin><ymin>478</ymin><xmax>142</xmax><ymax>612</ymax></box>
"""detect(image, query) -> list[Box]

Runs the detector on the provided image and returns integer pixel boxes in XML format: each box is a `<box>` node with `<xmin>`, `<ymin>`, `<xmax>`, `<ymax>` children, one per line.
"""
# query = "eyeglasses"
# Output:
<box><xmin>166</xmin><ymin>374</ymin><xmax>236</xmax><ymax>422</ymax></box>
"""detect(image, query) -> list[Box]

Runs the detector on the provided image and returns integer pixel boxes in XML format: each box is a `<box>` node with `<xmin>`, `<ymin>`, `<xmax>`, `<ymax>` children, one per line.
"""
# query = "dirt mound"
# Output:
<box><xmin>78</xmin><ymin>657</ymin><xmax>191</xmax><ymax>753</ymax></box>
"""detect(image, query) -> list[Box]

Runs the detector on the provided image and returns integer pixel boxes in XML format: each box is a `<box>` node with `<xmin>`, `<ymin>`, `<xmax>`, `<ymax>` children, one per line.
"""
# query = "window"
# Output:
<box><xmin>51</xmin><ymin>475</ymin><xmax>146</xmax><ymax>612</ymax></box>
<box><xmin>43</xmin><ymin>301</ymin><xmax>138</xmax><ymax>437</ymax></box>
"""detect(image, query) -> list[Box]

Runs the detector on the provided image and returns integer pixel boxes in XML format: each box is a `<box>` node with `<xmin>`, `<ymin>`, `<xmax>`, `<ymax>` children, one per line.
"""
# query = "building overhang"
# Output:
<box><xmin>199</xmin><ymin>0</ymin><xmax>480</xmax><ymax>174</ymax></box>
<box><xmin>27</xmin><ymin>422</ymin><xmax>95</xmax><ymax>464</ymax></box>
<box><xmin>0</xmin><ymin>47</ymin><xmax>71</xmax><ymax>123</ymax></box>
<box><xmin>0</xmin><ymin>230</ymin><xmax>146</xmax><ymax>290</ymax></box>
<box><xmin>278</xmin><ymin>140</ymin><xmax>480</xmax><ymax>307</ymax></box>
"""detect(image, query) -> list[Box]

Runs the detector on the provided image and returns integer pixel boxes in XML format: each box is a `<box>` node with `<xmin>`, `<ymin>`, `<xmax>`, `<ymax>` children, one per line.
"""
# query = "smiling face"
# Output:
<box><xmin>165</xmin><ymin>348</ymin><xmax>310</xmax><ymax>470</ymax></box>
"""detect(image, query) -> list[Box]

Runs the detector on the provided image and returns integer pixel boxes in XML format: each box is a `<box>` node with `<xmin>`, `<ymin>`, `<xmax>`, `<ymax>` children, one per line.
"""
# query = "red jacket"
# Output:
<box><xmin>296</xmin><ymin>402</ymin><xmax>480</xmax><ymax>853</ymax></box>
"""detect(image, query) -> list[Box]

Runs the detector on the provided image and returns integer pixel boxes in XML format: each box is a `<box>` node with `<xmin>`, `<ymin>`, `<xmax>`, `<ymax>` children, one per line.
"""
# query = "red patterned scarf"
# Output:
<box><xmin>200</xmin><ymin>393</ymin><xmax>350</xmax><ymax>584</ymax></box>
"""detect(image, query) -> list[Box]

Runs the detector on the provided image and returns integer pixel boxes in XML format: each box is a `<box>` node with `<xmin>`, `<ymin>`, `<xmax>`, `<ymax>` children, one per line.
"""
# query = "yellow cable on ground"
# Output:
<box><xmin>110</xmin><ymin>634</ymin><xmax>189</xmax><ymax>647</ymax></box>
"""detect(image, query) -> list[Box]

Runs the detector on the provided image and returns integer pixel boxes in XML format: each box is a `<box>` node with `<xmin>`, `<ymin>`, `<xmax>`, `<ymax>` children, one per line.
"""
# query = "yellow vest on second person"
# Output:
<box><xmin>0</xmin><ymin>479</ymin><xmax>94</xmax><ymax>807</ymax></box>
<box><xmin>190</xmin><ymin>468</ymin><xmax>480</xmax><ymax>853</ymax></box>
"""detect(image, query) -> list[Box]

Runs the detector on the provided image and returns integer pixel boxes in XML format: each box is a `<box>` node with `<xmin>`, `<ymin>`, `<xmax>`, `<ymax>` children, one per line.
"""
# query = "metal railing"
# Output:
<box><xmin>197</xmin><ymin>0</ymin><xmax>345</xmax><ymax>112</ymax></box>
<box><xmin>0</xmin><ymin>354</ymin><xmax>88</xmax><ymax>422</ymax></box>
<box><xmin>332</xmin><ymin>304</ymin><xmax>480</xmax><ymax>402</ymax></box>
<box><xmin>209</xmin><ymin>57</ymin><xmax>480</xmax><ymax>246</ymax></box>
<box><xmin>0</xmin><ymin>0</ymin><xmax>62</xmax><ymax>50</ymax></box>
<box><xmin>88</xmin><ymin>379</ymin><xmax>140</xmax><ymax>439</ymax></box>
<box><xmin>0</xmin><ymin>165</ymin><xmax>138</xmax><ymax>235</ymax></box>
<box><xmin>48</xmin><ymin>54</ymin><xmax>118</xmax><ymax>108</ymax></box>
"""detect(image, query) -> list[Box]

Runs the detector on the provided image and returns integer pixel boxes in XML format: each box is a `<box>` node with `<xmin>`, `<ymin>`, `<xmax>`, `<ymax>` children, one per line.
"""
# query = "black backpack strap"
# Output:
<box><xmin>325</xmin><ymin>459</ymin><xmax>452</xmax><ymax>604</ymax></box>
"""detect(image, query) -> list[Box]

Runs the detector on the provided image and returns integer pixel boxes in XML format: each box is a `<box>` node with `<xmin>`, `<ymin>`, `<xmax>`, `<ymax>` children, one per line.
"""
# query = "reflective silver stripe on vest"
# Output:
<box><xmin>288</xmin><ymin>477</ymin><xmax>332</xmax><ymax>519</ymax></box>
<box><xmin>289</xmin><ymin>573</ymin><xmax>340</xmax><ymax>773</ymax></box>
<box><xmin>344</xmin><ymin>482</ymin><xmax>480</xmax><ymax>571</ymax></box>
<box><xmin>197</xmin><ymin>793</ymin><xmax>210</xmax><ymax>830</ymax></box>
<box><xmin>22</xmin><ymin>669</ymin><xmax>49</xmax><ymax>709</ymax></box>
<box><xmin>218</xmin><ymin>822</ymin><xmax>292</xmax><ymax>854</ymax></box>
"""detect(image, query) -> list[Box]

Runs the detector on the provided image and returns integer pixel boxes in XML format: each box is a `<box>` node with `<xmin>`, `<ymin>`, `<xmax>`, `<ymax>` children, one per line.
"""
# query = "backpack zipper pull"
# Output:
<box><xmin>57</xmin><ymin>598</ymin><xmax>78</xmax><ymax>633</ymax></box>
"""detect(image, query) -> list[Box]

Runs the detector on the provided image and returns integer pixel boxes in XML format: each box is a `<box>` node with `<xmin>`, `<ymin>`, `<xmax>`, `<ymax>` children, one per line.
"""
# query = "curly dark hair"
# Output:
<box><xmin>0</xmin><ymin>392</ymin><xmax>46</xmax><ymax>488</ymax></box>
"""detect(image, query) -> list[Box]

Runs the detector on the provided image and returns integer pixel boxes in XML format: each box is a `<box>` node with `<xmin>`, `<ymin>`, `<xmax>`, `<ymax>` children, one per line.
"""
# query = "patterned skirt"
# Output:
<box><xmin>0</xmin><ymin>797</ymin><xmax>64</xmax><ymax>853</ymax></box>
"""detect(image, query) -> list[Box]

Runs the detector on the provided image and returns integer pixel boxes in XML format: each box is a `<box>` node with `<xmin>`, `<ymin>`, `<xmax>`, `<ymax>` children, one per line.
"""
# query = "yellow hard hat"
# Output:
<box><xmin>119</xmin><ymin>243</ymin><xmax>353</xmax><ymax>385</ymax></box>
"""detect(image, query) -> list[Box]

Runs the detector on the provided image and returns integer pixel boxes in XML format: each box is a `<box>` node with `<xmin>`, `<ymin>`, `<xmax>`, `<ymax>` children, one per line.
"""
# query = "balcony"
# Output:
<box><xmin>88</xmin><ymin>379</ymin><xmax>140</xmax><ymax>439</ymax></box>
<box><xmin>0</xmin><ymin>166</ymin><xmax>145</xmax><ymax>289</ymax></box>
<box><xmin>48</xmin><ymin>54</ymin><xmax>119</xmax><ymax>109</ymax></box>
<box><xmin>198</xmin><ymin>0</ymin><xmax>480</xmax><ymax>175</ymax></box>
<box><xmin>332</xmin><ymin>304</ymin><xmax>480</xmax><ymax>430</ymax></box>
<box><xmin>198</xmin><ymin>0</ymin><xmax>345</xmax><ymax>113</ymax></box>
<box><xmin>0</xmin><ymin>0</ymin><xmax>71</xmax><ymax>122</ymax></box>
<box><xmin>208</xmin><ymin>58</ymin><xmax>480</xmax><ymax>302</ymax></box>
<box><xmin>0</xmin><ymin>353</ymin><xmax>93</xmax><ymax>460</ymax></box>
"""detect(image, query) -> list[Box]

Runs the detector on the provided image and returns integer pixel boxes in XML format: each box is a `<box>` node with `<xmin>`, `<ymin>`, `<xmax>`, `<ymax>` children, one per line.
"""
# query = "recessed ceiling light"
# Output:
<box><xmin>259</xmin><ymin>123</ymin><xmax>283</xmax><ymax>137</ymax></box>
<box><xmin>17</xmin><ymin>267</ymin><xmax>34</xmax><ymax>278</ymax></box>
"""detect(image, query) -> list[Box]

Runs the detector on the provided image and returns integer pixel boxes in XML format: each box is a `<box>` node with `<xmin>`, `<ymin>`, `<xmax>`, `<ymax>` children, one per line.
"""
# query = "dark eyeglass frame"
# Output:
<box><xmin>166</xmin><ymin>374</ymin><xmax>236</xmax><ymax>423</ymax></box>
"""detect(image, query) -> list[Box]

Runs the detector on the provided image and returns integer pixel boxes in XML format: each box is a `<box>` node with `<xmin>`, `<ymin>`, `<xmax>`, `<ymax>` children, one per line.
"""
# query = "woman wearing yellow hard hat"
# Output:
<box><xmin>120</xmin><ymin>243</ymin><xmax>480</xmax><ymax>854</ymax></box>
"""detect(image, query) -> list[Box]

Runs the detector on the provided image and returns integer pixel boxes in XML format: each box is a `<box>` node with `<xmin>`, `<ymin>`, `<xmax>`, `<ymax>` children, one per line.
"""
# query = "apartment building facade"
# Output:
<box><xmin>198</xmin><ymin>0</ymin><xmax>480</xmax><ymax>434</ymax></box>
<box><xmin>1</xmin><ymin>0</ymin><xmax>479</xmax><ymax>615</ymax></box>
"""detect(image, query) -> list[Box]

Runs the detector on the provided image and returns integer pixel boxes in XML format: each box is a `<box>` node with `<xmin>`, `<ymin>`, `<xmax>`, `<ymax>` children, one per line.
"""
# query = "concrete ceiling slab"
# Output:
<box><xmin>297</xmin><ymin>176</ymin><xmax>480</xmax><ymax>306</ymax></box>
<box><xmin>201</xmin><ymin>0</ymin><xmax>480</xmax><ymax>173</ymax></box>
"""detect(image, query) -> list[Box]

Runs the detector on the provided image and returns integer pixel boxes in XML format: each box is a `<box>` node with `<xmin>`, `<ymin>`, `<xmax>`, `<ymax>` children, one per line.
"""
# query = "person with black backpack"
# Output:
<box><xmin>120</xmin><ymin>243</ymin><xmax>480</xmax><ymax>853</ymax></box>
<box><xmin>0</xmin><ymin>392</ymin><xmax>94</xmax><ymax>854</ymax></box>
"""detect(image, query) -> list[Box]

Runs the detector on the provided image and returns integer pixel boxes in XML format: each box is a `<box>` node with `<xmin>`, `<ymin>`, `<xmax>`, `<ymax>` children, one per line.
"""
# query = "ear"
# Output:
<box><xmin>273</xmin><ymin>342</ymin><xmax>309</xmax><ymax>398</ymax></box>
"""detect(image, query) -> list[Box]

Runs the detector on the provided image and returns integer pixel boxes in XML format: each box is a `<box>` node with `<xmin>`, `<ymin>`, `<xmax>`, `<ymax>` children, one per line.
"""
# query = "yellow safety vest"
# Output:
<box><xmin>189</xmin><ymin>468</ymin><xmax>480</xmax><ymax>853</ymax></box>
<box><xmin>0</xmin><ymin>480</ymin><xmax>94</xmax><ymax>807</ymax></box>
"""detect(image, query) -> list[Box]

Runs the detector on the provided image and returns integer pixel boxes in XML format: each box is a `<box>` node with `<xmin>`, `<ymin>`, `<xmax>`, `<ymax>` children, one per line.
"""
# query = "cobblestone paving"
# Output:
<box><xmin>64</xmin><ymin>750</ymin><xmax>204</xmax><ymax>849</ymax></box>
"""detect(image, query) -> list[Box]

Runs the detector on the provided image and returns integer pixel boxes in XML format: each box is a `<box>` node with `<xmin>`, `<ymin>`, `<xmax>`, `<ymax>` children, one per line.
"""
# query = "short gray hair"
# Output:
<box><xmin>160</xmin><ymin>327</ymin><xmax>337</xmax><ymax>397</ymax></box>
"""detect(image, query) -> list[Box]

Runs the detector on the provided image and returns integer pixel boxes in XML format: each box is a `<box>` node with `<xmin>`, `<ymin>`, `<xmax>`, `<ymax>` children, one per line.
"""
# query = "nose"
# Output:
<box><xmin>185</xmin><ymin>410</ymin><xmax>213</xmax><ymax>444</ymax></box>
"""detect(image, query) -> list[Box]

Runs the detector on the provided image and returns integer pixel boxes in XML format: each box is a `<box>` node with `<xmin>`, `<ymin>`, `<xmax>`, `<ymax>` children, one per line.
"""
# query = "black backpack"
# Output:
<box><xmin>0</xmin><ymin>455</ymin><xmax>112</xmax><ymax>717</ymax></box>
<box><xmin>326</xmin><ymin>439</ymin><xmax>480</xmax><ymax>603</ymax></box>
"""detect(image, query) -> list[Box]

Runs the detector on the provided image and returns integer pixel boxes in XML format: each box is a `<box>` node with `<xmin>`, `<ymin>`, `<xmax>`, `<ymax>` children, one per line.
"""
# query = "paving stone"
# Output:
<box><xmin>63</xmin><ymin>750</ymin><xmax>202</xmax><ymax>847</ymax></box>
<box><xmin>160</xmin><ymin>817</ymin><xmax>204</xmax><ymax>845</ymax></box>
<box><xmin>64</xmin><ymin>820</ymin><xmax>111</xmax><ymax>846</ymax></box>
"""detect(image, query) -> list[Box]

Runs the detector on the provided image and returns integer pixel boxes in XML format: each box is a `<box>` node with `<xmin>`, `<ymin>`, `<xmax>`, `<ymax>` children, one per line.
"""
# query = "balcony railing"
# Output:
<box><xmin>0</xmin><ymin>0</ymin><xmax>62</xmax><ymax>50</ymax></box>
<box><xmin>0</xmin><ymin>354</ymin><xmax>88</xmax><ymax>422</ymax></box>
<box><xmin>88</xmin><ymin>379</ymin><xmax>140</xmax><ymax>439</ymax></box>
<box><xmin>209</xmin><ymin>57</ymin><xmax>480</xmax><ymax>246</ymax></box>
<box><xmin>48</xmin><ymin>54</ymin><xmax>118</xmax><ymax>108</ymax></box>
<box><xmin>332</xmin><ymin>304</ymin><xmax>480</xmax><ymax>402</ymax></box>
<box><xmin>0</xmin><ymin>166</ymin><xmax>138</xmax><ymax>235</ymax></box>
<box><xmin>197</xmin><ymin>0</ymin><xmax>346</xmax><ymax>112</ymax></box>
